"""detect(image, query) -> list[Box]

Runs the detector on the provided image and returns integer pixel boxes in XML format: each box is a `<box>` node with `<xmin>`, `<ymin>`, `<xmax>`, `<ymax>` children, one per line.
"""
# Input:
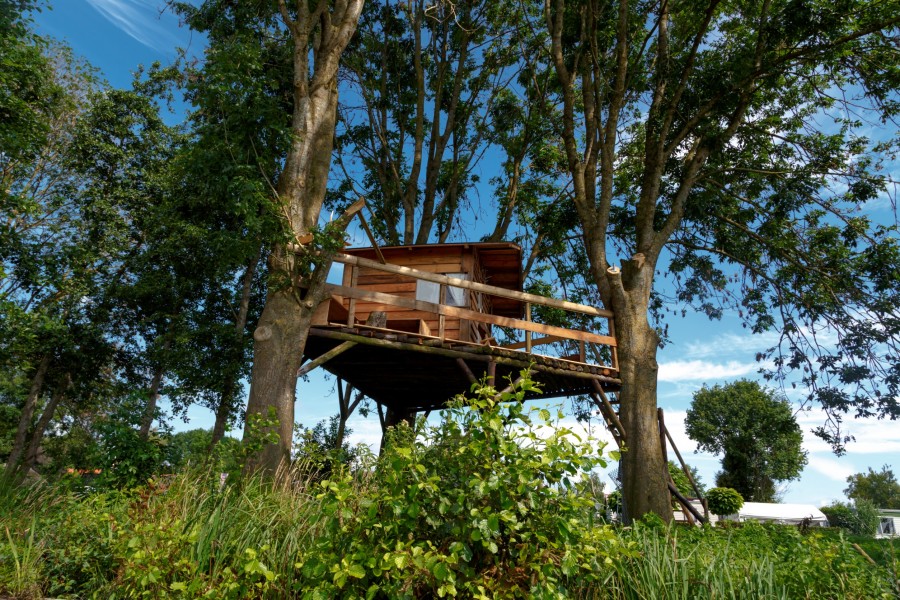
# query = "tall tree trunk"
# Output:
<box><xmin>22</xmin><ymin>373</ymin><xmax>71</xmax><ymax>473</ymax></box>
<box><xmin>608</xmin><ymin>271</ymin><xmax>671</xmax><ymax>521</ymax></box>
<box><xmin>244</xmin><ymin>0</ymin><xmax>363</xmax><ymax>475</ymax></box>
<box><xmin>4</xmin><ymin>354</ymin><xmax>51</xmax><ymax>476</ymax></box>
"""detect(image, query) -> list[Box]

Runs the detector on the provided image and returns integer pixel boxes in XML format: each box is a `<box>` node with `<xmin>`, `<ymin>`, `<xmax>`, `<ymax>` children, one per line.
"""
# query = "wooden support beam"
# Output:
<box><xmin>309</xmin><ymin>327</ymin><xmax>619</xmax><ymax>383</ymax></box>
<box><xmin>324</xmin><ymin>283</ymin><xmax>617</xmax><ymax>347</ymax></box>
<box><xmin>346</xmin><ymin>265</ymin><xmax>359</xmax><ymax>326</ymax></box>
<box><xmin>487</xmin><ymin>360</ymin><xmax>496</xmax><ymax>387</ymax></box>
<box><xmin>298</xmin><ymin>341</ymin><xmax>357</xmax><ymax>376</ymax></box>
<box><xmin>331</xmin><ymin>252</ymin><xmax>614</xmax><ymax>318</ymax></box>
<box><xmin>525</xmin><ymin>303</ymin><xmax>532</xmax><ymax>354</ymax></box>
<box><xmin>456</xmin><ymin>358</ymin><xmax>478</xmax><ymax>385</ymax></box>
<box><xmin>590</xmin><ymin>379</ymin><xmax>626</xmax><ymax>444</ymax></box>
<box><xmin>356</xmin><ymin>211</ymin><xmax>386</xmax><ymax>264</ymax></box>
<box><xmin>499</xmin><ymin>335</ymin><xmax>564</xmax><ymax>350</ymax></box>
<box><xmin>669</xmin><ymin>482</ymin><xmax>707</xmax><ymax>524</ymax></box>
<box><xmin>664</xmin><ymin>426</ymin><xmax>706</xmax><ymax>508</ymax></box>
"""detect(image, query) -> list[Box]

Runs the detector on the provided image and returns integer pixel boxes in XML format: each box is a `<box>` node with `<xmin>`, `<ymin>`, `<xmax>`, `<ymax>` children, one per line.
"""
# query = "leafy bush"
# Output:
<box><xmin>707</xmin><ymin>487</ymin><xmax>744</xmax><ymax>517</ymax></box>
<box><xmin>821</xmin><ymin>500</ymin><xmax>880</xmax><ymax>536</ymax></box>
<box><xmin>294</xmin><ymin>371</ymin><xmax>622</xmax><ymax>598</ymax></box>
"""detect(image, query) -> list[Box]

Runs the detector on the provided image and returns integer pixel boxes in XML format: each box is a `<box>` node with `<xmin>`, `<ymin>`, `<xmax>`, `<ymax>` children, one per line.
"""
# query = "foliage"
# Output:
<box><xmin>91</xmin><ymin>394</ymin><xmax>171</xmax><ymax>489</ymax></box>
<box><xmin>845</xmin><ymin>465</ymin><xmax>900</xmax><ymax>509</ymax></box>
<box><xmin>706</xmin><ymin>487</ymin><xmax>745</xmax><ymax>518</ymax></box>
<box><xmin>2</xmin><ymin>469</ymin><xmax>898</xmax><ymax>598</ymax></box>
<box><xmin>294</xmin><ymin>372</ymin><xmax>619</xmax><ymax>598</ymax></box>
<box><xmin>822</xmin><ymin>500</ymin><xmax>881</xmax><ymax>537</ymax></box>
<box><xmin>292</xmin><ymin>414</ymin><xmax>360</xmax><ymax>477</ymax></box>
<box><xmin>686</xmin><ymin>380</ymin><xmax>807</xmax><ymax>501</ymax></box>
<box><xmin>668</xmin><ymin>460</ymin><xmax>705</xmax><ymax>498</ymax></box>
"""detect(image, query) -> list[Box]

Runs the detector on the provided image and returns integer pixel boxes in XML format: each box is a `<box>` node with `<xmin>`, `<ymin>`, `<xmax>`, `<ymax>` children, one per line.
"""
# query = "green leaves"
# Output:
<box><xmin>293</xmin><ymin>370</ymin><xmax>617</xmax><ymax>598</ymax></box>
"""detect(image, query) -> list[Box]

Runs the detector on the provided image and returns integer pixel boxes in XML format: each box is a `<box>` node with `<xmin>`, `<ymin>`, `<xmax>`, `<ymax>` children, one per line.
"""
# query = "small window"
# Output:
<box><xmin>446</xmin><ymin>273</ymin><xmax>469</xmax><ymax>307</ymax></box>
<box><xmin>415</xmin><ymin>280</ymin><xmax>440</xmax><ymax>303</ymax></box>
<box><xmin>415</xmin><ymin>273</ymin><xmax>469</xmax><ymax>306</ymax></box>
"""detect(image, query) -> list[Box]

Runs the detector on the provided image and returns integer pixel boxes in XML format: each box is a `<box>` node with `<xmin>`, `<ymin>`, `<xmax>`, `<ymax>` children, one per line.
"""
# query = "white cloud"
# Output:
<box><xmin>797</xmin><ymin>408</ymin><xmax>900</xmax><ymax>454</ymax></box>
<box><xmin>806</xmin><ymin>454</ymin><xmax>856</xmax><ymax>482</ymax></box>
<box><xmin>658</xmin><ymin>359</ymin><xmax>760</xmax><ymax>383</ymax></box>
<box><xmin>86</xmin><ymin>0</ymin><xmax>181</xmax><ymax>51</ymax></box>
<box><xmin>683</xmin><ymin>331</ymin><xmax>780</xmax><ymax>360</ymax></box>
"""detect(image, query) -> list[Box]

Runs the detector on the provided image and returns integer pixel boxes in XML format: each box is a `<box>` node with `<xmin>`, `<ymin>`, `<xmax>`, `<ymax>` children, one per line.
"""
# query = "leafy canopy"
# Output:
<box><xmin>845</xmin><ymin>465</ymin><xmax>900</xmax><ymax>509</ymax></box>
<box><xmin>685</xmin><ymin>380</ymin><xmax>807</xmax><ymax>502</ymax></box>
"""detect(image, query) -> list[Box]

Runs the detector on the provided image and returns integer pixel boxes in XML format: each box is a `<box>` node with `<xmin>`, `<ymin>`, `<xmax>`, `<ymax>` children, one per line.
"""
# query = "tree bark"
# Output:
<box><xmin>22</xmin><ymin>373</ymin><xmax>71</xmax><ymax>473</ymax></box>
<box><xmin>244</xmin><ymin>0</ymin><xmax>364</xmax><ymax>474</ymax></box>
<box><xmin>609</xmin><ymin>269</ymin><xmax>671</xmax><ymax>521</ymax></box>
<box><xmin>4</xmin><ymin>354</ymin><xmax>51</xmax><ymax>476</ymax></box>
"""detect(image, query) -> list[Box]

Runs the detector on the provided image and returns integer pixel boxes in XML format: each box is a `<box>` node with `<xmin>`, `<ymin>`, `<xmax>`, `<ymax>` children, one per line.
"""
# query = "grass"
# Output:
<box><xmin>2</xmin><ymin>468</ymin><xmax>898</xmax><ymax>599</ymax></box>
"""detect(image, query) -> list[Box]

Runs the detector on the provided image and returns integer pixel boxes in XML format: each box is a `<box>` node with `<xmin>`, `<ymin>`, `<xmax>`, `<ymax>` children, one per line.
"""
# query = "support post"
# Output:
<box><xmin>297</xmin><ymin>341</ymin><xmax>357</xmax><ymax>376</ymax></box>
<box><xmin>525</xmin><ymin>302</ymin><xmax>532</xmax><ymax>354</ymax></box>
<box><xmin>346</xmin><ymin>265</ymin><xmax>358</xmax><ymax>326</ymax></box>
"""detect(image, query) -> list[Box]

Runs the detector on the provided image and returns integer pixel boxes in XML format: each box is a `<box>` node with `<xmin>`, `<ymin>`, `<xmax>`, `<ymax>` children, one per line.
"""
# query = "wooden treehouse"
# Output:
<box><xmin>300</xmin><ymin>239</ymin><xmax>708</xmax><ymax>524</ymax></box>
<box><xmin>301</xmin><ymin>242</ymin><xmax>622</xmax><ymax>428</ymax></box>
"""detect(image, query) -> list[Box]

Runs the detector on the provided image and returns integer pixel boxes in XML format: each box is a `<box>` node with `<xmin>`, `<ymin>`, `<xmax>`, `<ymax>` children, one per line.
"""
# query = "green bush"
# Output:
<box><xmin>707</xmin><ymin>487</ymin><xmax>744</xmax><ymax>517</ymax></box>
<box><xmin>294</xmin><ymin>371</ymin><xmax>622</xmax><ymax>599</ymax></box>
<box><xmin>821</xmin><ymin>500</ymin><xmax>881</xmax><ymax>536</ymax></box>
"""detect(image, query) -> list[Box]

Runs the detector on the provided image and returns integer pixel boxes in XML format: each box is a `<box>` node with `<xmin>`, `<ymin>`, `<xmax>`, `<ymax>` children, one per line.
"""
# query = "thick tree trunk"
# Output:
<box><xmin>243</xmin><ymin>0</ymin><xmax>363</xmax><ymax>474</ymax></box>
<box><xmin>244</xmin><ymin>288</ymin><xmax>318</xmax><ymax>472</ymax></box>
<box><xmin>5</xmin><ymin>354</ymin><xmax>51</xmax><ymax>476</ymax></box>
<box><xmin>613</xmin><ymin>294</ymin><xmax>671</xmax><ymax>522</ymax></box>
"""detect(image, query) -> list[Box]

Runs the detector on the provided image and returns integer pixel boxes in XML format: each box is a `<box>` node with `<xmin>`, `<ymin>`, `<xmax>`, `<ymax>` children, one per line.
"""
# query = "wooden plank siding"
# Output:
<box><xmin>338</xmin><ymin>247</ymin><xmax>472</xmax><ymax>341</ymax></box>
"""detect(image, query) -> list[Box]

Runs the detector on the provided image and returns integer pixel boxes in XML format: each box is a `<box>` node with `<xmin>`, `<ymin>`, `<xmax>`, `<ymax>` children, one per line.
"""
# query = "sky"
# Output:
<box><xmin>32</xmin><ymin>0</ymin><xmax>900</xmax><ymax>508</ymax></box>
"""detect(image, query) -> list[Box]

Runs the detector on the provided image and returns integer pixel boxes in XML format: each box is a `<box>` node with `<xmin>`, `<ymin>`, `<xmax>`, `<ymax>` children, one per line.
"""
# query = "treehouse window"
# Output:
<box><xmin>415</xmin><ymin>280</ymin><xmax>440</xmax><ymax>303</ymax></box>
<box><xmin>415</xmin><ymin>273</ymin><xmax>469</xmax><ymax>307</ymax></box>
<box><xmin>446</xmin><ymin>273</ymin><xmax>468</xmax><ymax>307</ymax></box>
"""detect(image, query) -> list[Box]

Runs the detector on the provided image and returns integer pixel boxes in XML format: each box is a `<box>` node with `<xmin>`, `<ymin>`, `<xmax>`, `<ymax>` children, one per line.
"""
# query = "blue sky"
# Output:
<box><xmin>33</xmin><ymin>0</ymin><xmax>900</xmax><ymax>508</ymax></box>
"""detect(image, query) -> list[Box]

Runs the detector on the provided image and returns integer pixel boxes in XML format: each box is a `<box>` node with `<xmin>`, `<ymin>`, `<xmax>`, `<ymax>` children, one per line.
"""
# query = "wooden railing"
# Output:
<box><xmin>325</xmin><ymin>253</ymin><xmax>618</xmax><ymax>372</ymax></box>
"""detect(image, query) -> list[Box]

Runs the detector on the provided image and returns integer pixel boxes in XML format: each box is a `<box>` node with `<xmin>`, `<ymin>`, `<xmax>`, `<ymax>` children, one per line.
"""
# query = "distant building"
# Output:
<box><xmin>877</xmin><ymin>508</ymin><xmax>900</xmax><ymax>538</ymax></box>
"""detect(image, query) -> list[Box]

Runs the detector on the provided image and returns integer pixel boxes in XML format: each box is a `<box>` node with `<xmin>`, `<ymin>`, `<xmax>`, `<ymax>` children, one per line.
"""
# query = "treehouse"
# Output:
<box><xmin>301</xmin><ymin>242</ymin><xmax>623</xmax><ymax>427</ymax></box>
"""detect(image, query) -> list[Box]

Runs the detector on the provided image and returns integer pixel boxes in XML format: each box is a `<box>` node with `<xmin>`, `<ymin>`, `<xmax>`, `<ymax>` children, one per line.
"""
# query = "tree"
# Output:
<box><xmin>175</xmin><ymin>0</ymin><xmax>365</xmax><ymax>473</ymax></box>
<box><xmin>706</xmin><ymin>487</ymin><xmax>744</xmax><ymax>518</ymax></box>
<box><xmin>336</xmin><ymin>0</ymin><xmax>550</xmax><ymax>245</ymax></box>
<box><xmin>685</xmin><ymin>380</ymin><xmax>807</xmax><ymax>502</ymax></box>
<box><xmin>541</xmin><ymin>0</ymin><xmax>900</xmax><ymax>520</ymax></box>
<box><xmin>845</xmin><ymin>465</ymin><xmax>900</xmax><ymax>508</ymax></box>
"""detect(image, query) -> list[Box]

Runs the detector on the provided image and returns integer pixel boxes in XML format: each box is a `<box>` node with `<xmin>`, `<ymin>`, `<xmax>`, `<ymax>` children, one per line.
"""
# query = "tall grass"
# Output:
<box><xmin>598</xmin><ymin>526</ymin><xmax>786</xmax><ymax>600</ymax></box>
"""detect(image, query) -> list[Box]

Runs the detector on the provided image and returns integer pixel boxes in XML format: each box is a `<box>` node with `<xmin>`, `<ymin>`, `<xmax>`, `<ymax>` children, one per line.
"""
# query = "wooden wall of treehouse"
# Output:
<box><xmin>312</xmin><ymin>244</ymin><xmax>523</xmax><ymax>343</ymax></box>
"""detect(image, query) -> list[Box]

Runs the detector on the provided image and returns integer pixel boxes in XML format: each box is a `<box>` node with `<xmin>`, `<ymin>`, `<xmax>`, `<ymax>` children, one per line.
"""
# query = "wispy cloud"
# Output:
<box><xmin>683</xmin><ymin>331</ymin><xmax>780</xmax><ymax>360</ymax></box>
<box><xmin>807</xmin><ymin>454</ymin><xmax>856</xmax><ymax>482</ymax></box>
<box><xmin>86</xmin><ymin>0</ymin><xmax>181</xmax><ymax>52</ymax></box>
<box><xmin>658</xmin><ymin>359</ymin><xmax>760</xmax><ymax>383</ymax></box>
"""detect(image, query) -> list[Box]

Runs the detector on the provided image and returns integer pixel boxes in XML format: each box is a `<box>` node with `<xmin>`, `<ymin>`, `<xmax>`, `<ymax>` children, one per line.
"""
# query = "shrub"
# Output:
<box><xmin>821</xmin><ymin>500</ymin><xmax>880</xmax><ymax>536</ymax></box>
<box><xmin>707</xmin><ymin>487</ymin><xmax>744</xmax><ymax>517</ymax></box>
<box><xmin>294</xmin><ymin>371</ymin><xmax>623</xmax><ymax>599</ymax></box>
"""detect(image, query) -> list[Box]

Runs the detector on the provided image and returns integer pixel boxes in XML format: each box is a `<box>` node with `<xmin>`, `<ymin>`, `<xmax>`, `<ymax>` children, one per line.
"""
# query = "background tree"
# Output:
<box><xmin>336</xmin><ymin>0</ymin><xmax>554</xmax><ymax>245</ymax></box>
<box><xmin>706</xmin><ymin>487</ymin><xmax>744</xmax><ymax>519</ymax></box>
<box><xmin>668</xmin><ymin>460</ymin><xmax>705</xmax><ymax>499</ymax></box>
<box><xmin>540</xmin><ymin>0</ymin><xmax>900</xmax><ymax>521</ymax></box>
<box><xmin>845</xmin><ymin>465</ymin><xmax>900</xmax><ymax>509</ymax></box>
<box><xmin>685</xmin><ymin>380</ymin><xmax>807</xmax><ymax>502</ymax></box>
